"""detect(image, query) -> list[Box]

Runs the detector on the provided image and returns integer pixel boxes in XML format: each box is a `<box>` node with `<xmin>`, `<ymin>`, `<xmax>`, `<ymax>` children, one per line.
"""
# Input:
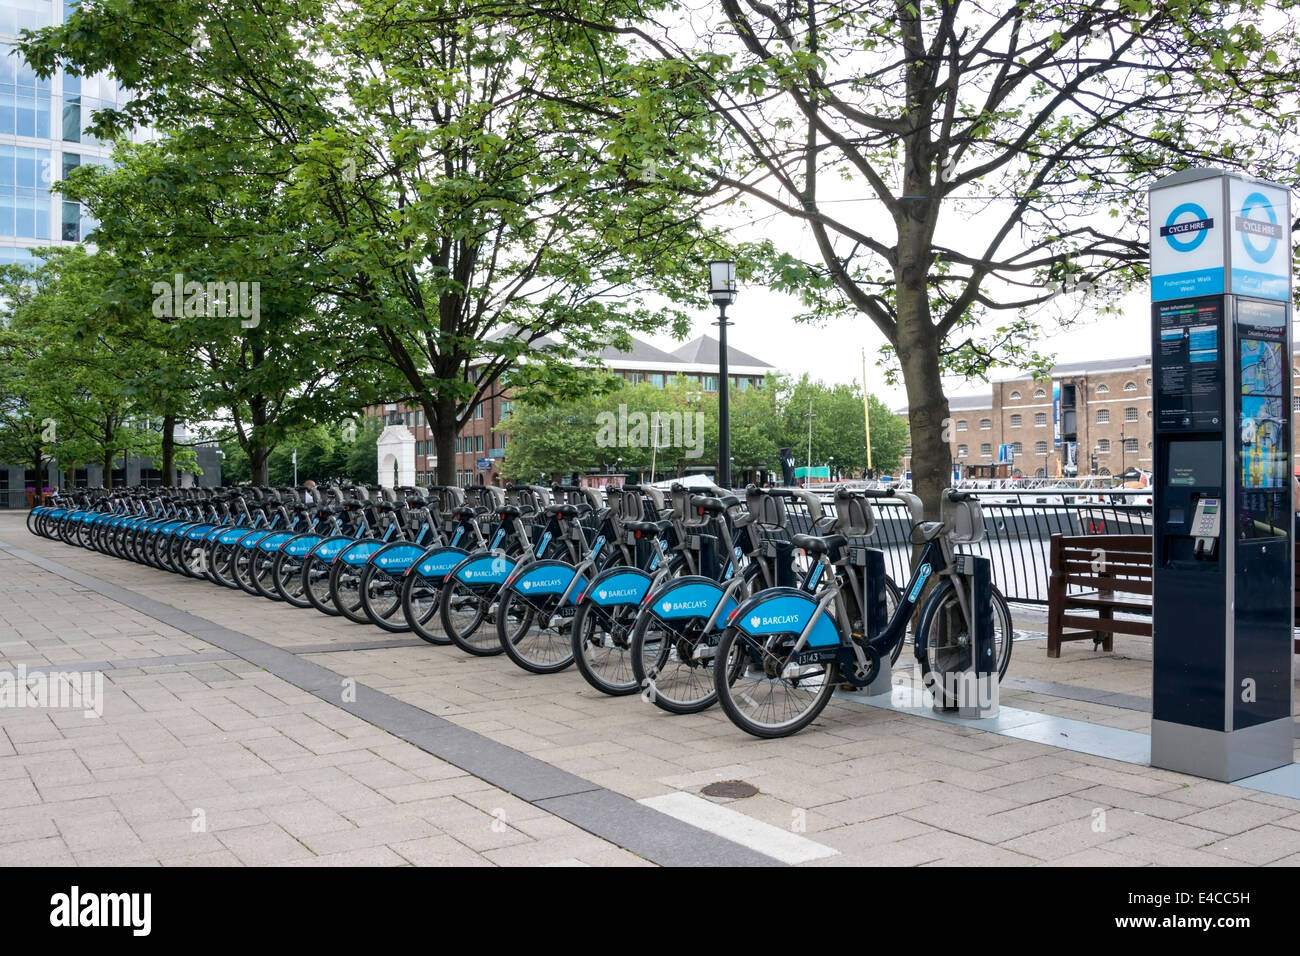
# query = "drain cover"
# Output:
<box><xmin>701</xmin><ymin>780</ymin><xmax>759</xmax><ymax>799</ymax></box>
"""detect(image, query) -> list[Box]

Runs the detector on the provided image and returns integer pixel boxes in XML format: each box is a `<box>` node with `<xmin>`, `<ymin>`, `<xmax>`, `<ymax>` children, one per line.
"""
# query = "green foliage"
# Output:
<box><xmin>500</xmin><ymin>374</ymin><xmax>906</xmax><ymax>481</ymax></box>
<box><xmin>20</xmin><ymin>0</ymin><xmax>729</xmax><ymax>483</ymax></box>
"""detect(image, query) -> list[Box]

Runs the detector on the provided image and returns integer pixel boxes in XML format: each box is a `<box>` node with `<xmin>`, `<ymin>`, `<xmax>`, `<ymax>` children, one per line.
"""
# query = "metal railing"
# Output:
<box><xmin>787</xmin><ymin>489</ymin><xmax>1154</xmax><ymax>605</ymax></box>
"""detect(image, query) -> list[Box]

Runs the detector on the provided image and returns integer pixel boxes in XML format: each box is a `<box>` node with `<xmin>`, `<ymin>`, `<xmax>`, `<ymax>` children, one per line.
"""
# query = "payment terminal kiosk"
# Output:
<box><xmin>1149</xmin><ymin>168</ymin><xmax>1294</xmax><ymax>781</ymax></box>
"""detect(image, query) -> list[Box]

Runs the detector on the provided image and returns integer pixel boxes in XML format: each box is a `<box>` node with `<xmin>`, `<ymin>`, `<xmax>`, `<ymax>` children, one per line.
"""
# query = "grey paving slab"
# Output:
<box><xmin>0</xmin><ymin>536</ymin><xmax>785</xmax><ymax>866</ymax></box>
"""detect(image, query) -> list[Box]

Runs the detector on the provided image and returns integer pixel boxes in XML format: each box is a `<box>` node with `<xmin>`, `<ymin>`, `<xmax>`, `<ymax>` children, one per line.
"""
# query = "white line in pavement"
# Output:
<box><xmin>639</xmin><ymin>792</ymin><xmax>838</xmax><ymax>865</ymax></box>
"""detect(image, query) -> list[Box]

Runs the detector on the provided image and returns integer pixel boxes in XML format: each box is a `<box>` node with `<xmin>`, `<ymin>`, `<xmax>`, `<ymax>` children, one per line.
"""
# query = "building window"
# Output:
<box><xmin>475</xmin><ymin>435</ymin><xmax>484</xmax><ymax>452</ymax></box>
<box><xmin>1145</xmin><ymin>377</ymin><xmax>1152</xmax><ymax>387</ymax></box>
<box><xmin>980</xmin><ymin>443</ymin><xmax>992</xmax><ymax>456</ymax></box>
<box><xmin>1124</xmin><ymin>381</ymin><xmax>1137</xmax><ymax>391</ymax></box>
<box><xmin>1098</xmin><ymin>439</ymin><xmax>1110</xmax><ymax>453</ymax></box>
<box><xmin>1009</xmin><ymin>390</ymin><xmax>1021</xmax><ymax>400</ymax></box>
<box><xmin>980</xmin><ymin>418</ymin><xmax>991</xmax><ymax>430</ymax></box>
<box><xmin>1097</xmin><ymin>409</ymin><xmax>1110</xmax><ymax>424</ymax></box>
<box><xmin>1125</xmin><ymin>406</ymin><xmax>1138</xmax><ymax>422</ymax></box>
<box><xmin>1010</xmin><ymin>414</ymin><xmax>1022</xmax><ymax>428</ymax></box>
<box><xmin>956</xmin><ymin>419</ymin><xmax>967</xmax><ymax>431</ymax></box>
<box><xmin>957</xmin><ymin>444</ymin><xmax>968</xmax><ymax>458</ymax></box>
<box><xmin>1124</xmin><ymin>437</ymin><xmax>1138</xmax><ymax>452</ymax></box>
<box><xmin>1096</xmin><ymin>384</ymin><xmax>1109</xmax><ymax>394</ymax></box>
<box><xmin>649</xmin><ymin>373</ymin><xmax>665</xmax><ymax>388</ymax></box>
<box><xmin>1033</xmin><ymin>388</ymin><xmax>1046</xmax><ymax>398</ymax></box>
<box><xmin>700</xmin><ymin>375</ymin><xmax>718</xmax><ymax>391</ymax></box>
<box><xmin>1293</xmin><ymin>397</ymin><xmax>1300</xmax><ymax>412</ymax></box>
<box><xmin>1033</xmin><ymin>441</ymin><xmax>1047</xmax><ymax>455</ymax></box>
<box><xmin>1011</xmin><ymin>442</ymin><xmax>1023</xmax><ymax>455</ymax></box>
<box><xmin>475</xmin><ymin>403</ymin><xmax>484</xmax><ymax>420</ymax></box>
<box><xmin>1034</xmin><ymin>412</ymin><xmax>1046</xmax><ymax>426</ymax></box>
<box><xmin>902</xmin><ymin>446</ymin><xmax>911</xmax><ymax>458</ymax></box>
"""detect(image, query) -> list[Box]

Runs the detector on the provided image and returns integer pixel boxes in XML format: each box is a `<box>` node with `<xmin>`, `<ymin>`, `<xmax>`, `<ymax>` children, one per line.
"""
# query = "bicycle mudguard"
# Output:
<box><xmin>450</xmin><ymin>552</ymin><xmax>516</xmax><ymax>586</ymax></box>
<box><xmin>183</xmin><ymin>524</ymin><xmax>217</xmax><ymax>541</ymax></box>
<box><xmin>581</xmin><ymin>567</ymin><xmax>654</xmax><ymax>606</ymax></box>
<box><xmin>255</xmin><ymin>531</ymin><xmax>296</xmax><ymax>553</ymax></box>
<box><xmin>507</xmin><ymin>559</ymin><xmax>584</xmax><ymax>599</ymax></box>
<box><xmin>366</xmin><ymin>541</ymin><xmax>428</xmax><ymax>572</ymax></box>
<box><xmin>307</xmin><ymin>536</ymin><xmax>356</xmax><ymax>562</ymax></box>
<box><xmin>281</xmin><ymin>533</ymin><xmax>325</xmax><ymax>557</ymax></box>
<box><xmin>645</xmin><ymin>575</ymin><xmax>740</xmax><ymax>622</ymax></box>
<box><xmin>216</xmin><ymin>526</ymin><xmax>252</xmax><ymax>545</ymax></box>
<box><xmin>724</xmin><ymin>587</ymin><xmax>839</xmax><ymax>648</ymax></box>
<box><xmin>407</xmin><ymin>545</ymin><xmax>470</xmax><ymax>579</ymax></box>
<box><xmin>235</xmin><ymin>530</ymin><xmax>275</xmax><ymax>550</ymax></box>
<box><xmin>336</xmin><ymin>539</ymin><xmax>385</xmax><ymax>567</ymax></box>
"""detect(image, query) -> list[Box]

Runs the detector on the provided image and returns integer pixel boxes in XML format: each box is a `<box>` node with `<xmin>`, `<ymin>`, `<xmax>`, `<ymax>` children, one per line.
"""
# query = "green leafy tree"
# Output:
<box><xmin>532</xmin><ymin>0</ymin><xmax>1300</xmax><ymax>512</ymax></box>
<box><xmin>23</xmin><ymin>0</ymin><xmax>728</xmax><ymax>486</ymax></box>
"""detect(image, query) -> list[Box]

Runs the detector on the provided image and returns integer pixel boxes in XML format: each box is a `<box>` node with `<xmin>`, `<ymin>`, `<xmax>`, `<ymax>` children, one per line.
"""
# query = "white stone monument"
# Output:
<box><xmin>376</xmin><ymin>414</ymin><xmax>416</xmax><ymax>488</ymax></box>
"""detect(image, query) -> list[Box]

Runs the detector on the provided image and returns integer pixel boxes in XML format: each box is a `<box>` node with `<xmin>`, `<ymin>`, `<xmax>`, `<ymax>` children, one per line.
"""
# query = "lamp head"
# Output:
<box><xmin>708</xmin><ymin>260</ymin><xmax>737</xmax><ymax>305</ymax></box>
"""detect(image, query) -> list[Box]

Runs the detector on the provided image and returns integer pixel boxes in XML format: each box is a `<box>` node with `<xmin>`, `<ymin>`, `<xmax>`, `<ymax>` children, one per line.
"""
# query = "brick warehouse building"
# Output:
<box><xmin>898</xmin><ymin>352</ymin><xmax>1300</xmax><ymax>480</ymax></box>
<box><xmin>373</xmin><ymin>335</ymin><xmax>775</xmax><ymax>487</ymax></box>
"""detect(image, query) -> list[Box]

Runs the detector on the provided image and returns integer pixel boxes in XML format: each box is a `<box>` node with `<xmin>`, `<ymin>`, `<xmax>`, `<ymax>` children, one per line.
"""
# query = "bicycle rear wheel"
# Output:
<box><xmin>497</xmin><ymin>590</ymin><xmax>575</xmax><ymax>675</ymax></box>
<box><xmin>629</xmin><ymin>610</ymin><xmax>720</xmax><ymax>715</ymax></box>
<box><xmin>572</xmin><ymin>601</ymin><xmax>640</xmax><ymax>696</ymax></box>
<box><xmin>402</xmin><ymin>572</ymin><xmax>450</xmax><ymax>645</ymax></box>
<box><xmin>359</xmin><ymin>564</ymin><xmax>409</xmax><ymax>632</ymax></box>
<box><xmin>439</xmin><ymin>579</ymin><xmax>502</xmax><ymax>655</ymax></box>
<box><xmin>714</xmin><ymin>626</ymin><xmax>839</xmax><ymax>738</ymax></box>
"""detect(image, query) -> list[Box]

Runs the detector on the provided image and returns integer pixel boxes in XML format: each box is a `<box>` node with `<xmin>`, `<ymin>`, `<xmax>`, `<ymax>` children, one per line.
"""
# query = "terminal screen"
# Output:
<box><xmin>1167</xmin><ymin>441</ymin><xmax>1221</xmax><ymax>487</ymax></box>
<box><xmin>1236</xmin><ymin>297</ymin><xmax>1290</xmax><ymax>539</ymax></box>
<box><xmin>1154</xmin><ymin>297</ymin><xmax>1224</xmax><ymax>431</ymax></box>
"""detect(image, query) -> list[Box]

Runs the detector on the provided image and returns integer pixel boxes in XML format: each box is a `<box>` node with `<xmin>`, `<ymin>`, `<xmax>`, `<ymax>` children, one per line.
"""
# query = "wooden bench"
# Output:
<box><xmin>1047</xmin><ymin>534</ymin><xmax>1152</xmax><ymax>657</ymax></box>
<box><xmin>1048</xmin><ymin>533</ymin><xmax>1300</xmax><ymax>657</ymax></box>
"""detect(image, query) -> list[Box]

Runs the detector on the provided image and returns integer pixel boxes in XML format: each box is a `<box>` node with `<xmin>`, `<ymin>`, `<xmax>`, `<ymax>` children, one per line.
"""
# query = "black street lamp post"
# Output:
<box><xmin>709</xmin><ymin>260</ymin><xmax>738</xmax><ymax>489</ymax></box>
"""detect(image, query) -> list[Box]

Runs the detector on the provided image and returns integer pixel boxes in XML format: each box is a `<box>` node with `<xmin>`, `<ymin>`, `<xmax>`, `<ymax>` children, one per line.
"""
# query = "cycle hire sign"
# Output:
<box><xmin>1150</xmin><ymin>175</ymin><xmax>1224</xmax><ymax>301</ymax></box>
<box><xmin>1227</xmin><ymin>177</ymin><xmax>1291</xmax><ymax>301</ymax></box>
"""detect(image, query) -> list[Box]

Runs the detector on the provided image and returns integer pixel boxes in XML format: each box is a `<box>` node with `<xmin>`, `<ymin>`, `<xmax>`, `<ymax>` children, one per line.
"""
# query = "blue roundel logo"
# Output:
<box><xmin>1238</xmin><ymin>191</ymin><xmax>1279</xmax><ymax>264</ymax></box>
<box><xmin>1164</xmin><ymin>202</ymin><xmax>1211</xmax><ymax>252</ymax></box>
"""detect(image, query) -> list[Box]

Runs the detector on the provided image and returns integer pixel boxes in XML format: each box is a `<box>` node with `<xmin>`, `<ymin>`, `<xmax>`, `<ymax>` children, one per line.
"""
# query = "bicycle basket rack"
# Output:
<box><xmin>941</xmin><ymin>496</ymin><xmax>985</xmax><ymax>544</ymax></box>
<box><xmin>832</xmin><ymin>491</ymin><xmax>876</xmax><ymax>538</ymax></box>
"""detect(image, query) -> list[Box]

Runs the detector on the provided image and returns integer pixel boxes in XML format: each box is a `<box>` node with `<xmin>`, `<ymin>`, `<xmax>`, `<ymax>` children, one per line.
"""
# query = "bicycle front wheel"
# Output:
<box><xmin>714</xmin><ymin>627</ymin><xmax>838</xmax><ymax>738</ymax></box>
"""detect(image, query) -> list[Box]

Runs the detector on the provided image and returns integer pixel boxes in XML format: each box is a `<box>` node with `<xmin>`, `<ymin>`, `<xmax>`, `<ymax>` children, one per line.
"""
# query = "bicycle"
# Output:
<box><xmin>713</xmin><ymin>488</ymin><xmax>1013</xmax><ymax>738</ymax></box>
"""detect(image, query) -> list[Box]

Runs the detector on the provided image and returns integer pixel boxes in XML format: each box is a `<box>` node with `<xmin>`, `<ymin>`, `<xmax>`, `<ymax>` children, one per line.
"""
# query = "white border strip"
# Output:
<box><xmin>639</xmin><ymin>792</ymin><xmax>838</xmax><ymax>865</ymax></box>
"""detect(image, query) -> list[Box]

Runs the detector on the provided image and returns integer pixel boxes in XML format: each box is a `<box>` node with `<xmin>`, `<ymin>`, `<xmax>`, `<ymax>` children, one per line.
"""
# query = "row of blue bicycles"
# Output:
<box><xmin>27</xmin><ymin>479</ymin><xmax>1013</xmax><ymax>737</ymax></box>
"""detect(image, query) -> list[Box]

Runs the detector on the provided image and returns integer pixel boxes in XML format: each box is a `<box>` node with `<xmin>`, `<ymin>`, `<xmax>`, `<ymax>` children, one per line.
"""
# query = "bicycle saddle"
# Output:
<box><xmin>498</xmin><ymin>506</ymin><xmax>522</xmax><ymax>520</ymax></box>
<box><xmin>624</xmin><ymin>520</ymin><xmax>662</xmax><ymax>536</ymax></box>
<box><xmin>792</xmin><ymin>532</ymin><xmax>847</xmax><ymax>554</ymax></box>
<box><xmin>544</xmin><ymin>503</ymin><xmax>579</xmax><ymax>519</ymax></box>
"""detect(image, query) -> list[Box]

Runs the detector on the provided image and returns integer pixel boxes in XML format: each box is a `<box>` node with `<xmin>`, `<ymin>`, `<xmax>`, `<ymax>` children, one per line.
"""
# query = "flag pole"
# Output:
<box><xmin>861</xmin><ymin>349</ymin><xmax>873</xmax><ymax>476</ymax></box>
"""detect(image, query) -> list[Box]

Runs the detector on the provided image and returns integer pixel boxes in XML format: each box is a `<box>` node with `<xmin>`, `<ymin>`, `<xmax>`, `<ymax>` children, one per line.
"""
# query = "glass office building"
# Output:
<box><xmin>0</xmin><ymin>0</ymin><xmax>120</xmax><ymax>265</ymax></box>
<box><xmin>0</xmin><ymin>1</ymin><xmax>220</xmax><ymax>502</ymax></box>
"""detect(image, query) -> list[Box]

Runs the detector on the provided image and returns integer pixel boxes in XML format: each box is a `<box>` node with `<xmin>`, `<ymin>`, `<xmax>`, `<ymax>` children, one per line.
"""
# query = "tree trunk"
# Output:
<box><xmin>103</xmin><ymin>450</ymin><xmax>114</xmax><ymax>489</ymax></box>
<box><xmin>432</xmin><ymin>395</ymin><xmax>459</xmax><ymax>486</ymax></box>
<box><xmin>895</xmin><ymin>292</ymin><xmax>950</xmax><ymax>520</ymax></box>
<box><xmin>249</xmin><ymin>446</ymin><xmax>271</xmax><ymax>486</ymax></box>
<box><xmin>161</xmin><ymin>412</ymin><xmax>176</xmax><ymax>486</ymax></box>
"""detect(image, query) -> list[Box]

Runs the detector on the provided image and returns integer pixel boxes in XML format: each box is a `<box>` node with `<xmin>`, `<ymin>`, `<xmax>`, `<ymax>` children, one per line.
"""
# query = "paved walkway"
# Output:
<box><xmin>2</xmin><ymin>511</ymin><xmax>1299</xmax><ymax>866</ymax></box>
